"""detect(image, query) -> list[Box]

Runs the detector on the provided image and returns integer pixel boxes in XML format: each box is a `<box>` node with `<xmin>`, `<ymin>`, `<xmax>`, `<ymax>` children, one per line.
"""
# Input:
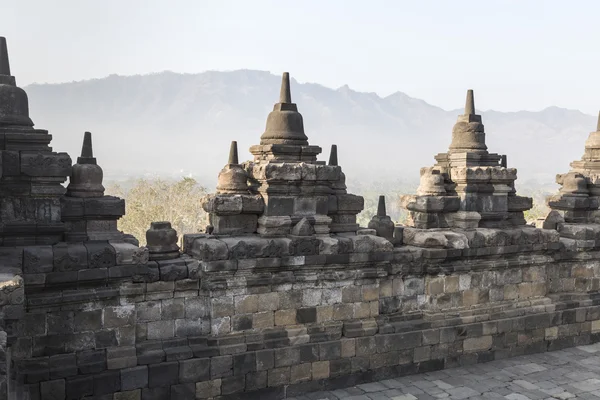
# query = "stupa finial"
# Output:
<box><xmin>280</xmin><ymin>72</ymin><xmax>291</xmax><ymax>103</ymax></box>
<box><xmin>228</xmin><ymin>141</ymin><xmax>239</xmax><ymax>165</ymax></box>
<box><xmin>76</xmin><ymin>131</ymin><xmax>97</xmax><ymax>165</ymax></box>
<box><xmin>596</xmin><ymin>111</ymin><xmax>600</xmax><ymax>132</ymax></box>
<box><xmin>465</xmin><ymin>89</ymin><xmax>475</xmax><ymax>115</ymax></box>
<box><xmin>329</xmin><ymin>144</ymin><xmax>338</xmax><ymax>166</ymax></box>
<box><xmin>81</xmin><ymin>132</ymin><xmax>93</xmax><ymax>158</ymax></box>
<box><xmin>377</xmin><ymin>195</ymin><xmax>387</xmax><ymax>217</ymax></box>
<box><xmin>0</xmin><ymin>37</ymin><xmax>10</xmax><ymax>76</ymax></box>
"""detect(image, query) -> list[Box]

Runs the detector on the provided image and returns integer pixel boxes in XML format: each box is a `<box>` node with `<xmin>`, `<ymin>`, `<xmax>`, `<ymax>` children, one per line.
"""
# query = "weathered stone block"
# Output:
<box><xmin>40</xmin><ymin>378</ymin><xmax>65</xmax><ymax>400</ymax></box>
<box><xmin>66</xmin><ymin>376</ymin><xmax>93</xmax><ymax>399</ymax></box>
<box><xmin>136</xmin><ymin>301</ymin><xmax>161</xmax><ymax>322</ymax></box>
<box><xmin>235</xmin><ymin>295</ymin><xmax>258</xmax><ymax>314</ymax></box>
<box><xmin>114</xmin><ymin>389</ymin><xmax>142</xmax><ymax>400</ymax></box>
<box><xmin>253</xmin><ymin>311</ymin><xmax>274</xmax><ymax>329</ymax></box>
<box><xmin>93</xmin><ymin>370</ymin><xmax>121</xmax><ymax>395</ymax></box>
<box><xmin>48</xmin><ymin>354</ymin><xmax>77</xmax><ymax>379</ymax></box>
<box><xmin>121</xmin><ymin>366</ymin><xmax>148</xmax><ymax>391</ymax></box>
<box><xmin>274</xmin><ymin>347</ymin><xmax>300</xmax><ymax>368</ymax></box>
<box><xmin>148</xmin><ymin>361</ymin><xmax>179</xmax><ymax>388</ymax></box>
<box><xmin>211</xmin><ymin>297</ymin><xmax>234</xmax><ymax>318</ymax></box>
<box><xmin>175</xmin><ymin>319</ymin><xmax>206</xmax><ymax>337</ymax></box>
<box><xmin>77</xmin><ymin>350</ymin><xmax>106</xmax><ymax>375</ymax></box>
<box><xmin>142</xmin><ymin>387</ymin><xmax>170</xmax><ymax>400</ymax></box>
<box><xmin>210</xmin><ymin>355</ymin><xmax>232</xmax><ymax>379</ymax></box>
<box><xmin>255</xmin><ymin>349</ymin><xmax>274</xmax><ymax>371</ymax></box>
<box><xmin>211</xmin><ymin>317</ymin><xmax>231</xmax><ymax>336</ymax></box>
<box><xmin>147</xmin><ymin>320</ymin><xmax>174</xmax><ymax>340</ymax></box>
<box><xmin>258</xmin><ymin>292</ymin><xmax>280</xmax><ymax>311</ymax></box>
<box><xmin>212</xmin><ymin>214</ymin><xmax>258</xmax><ymax>235</ymax></box>
<box><xmin>162</xmin><ymin>298</ymin><xmax>185</xmax><ymax>320</ymax></box>
<box><xmin>245</xmin><ymin>371</ymin><xmax>267</xmax><ymax>391</ymax></box>
<box><xmin>103</xmin><ymin>306</ymin><xmax>135</xmax><ymax>329</ymax></box>
<box><xmin>107</xmin><ymin>346</ymin><xmax>137</xmax><ymax>370</ymax></box>
<box><xmin>296</xmin><ymin>308</ymin><xmax>317</xmax><ymax>324</ymax></box>
<box><xmin>23</xmin><ymin>246</ymin><xmax>52</xmax><ymax>274</ymax></box>
<box><xmin>311</xmin><ymin>361</ymin><xmax>329</xmax><ymax>380</ymax></box>
<box><xmin>267</xmin><ymin>366</ymin><xmax>290</xmax><ymax>387</ymax></box>
<box><xmin>290</xmin><ymin>363</ymin><xmax>312</xmax><ymax>384</ymax></box>
<box><xmin>195</xmin><ymin>379</ymin><xmax>221</xmax><ymax>399</ymax></box>
<box><xmin>463</xmin><ymin>336</ymin><xmax>493</xmax><ymax>352</ymax></box>
<box><xmin>158</xmin><ymin>258</ymin><xmax>188</xmax><ymax>281</ymax></box>
<box><xmin>186</xmin><ymin>238</ymin><xmax>229</xmax><ymax>261</ymax></box>
<box><xmin>170</xmin><ymin>382</ymin><xmax>195</xmax><ymax>399</ymax></box>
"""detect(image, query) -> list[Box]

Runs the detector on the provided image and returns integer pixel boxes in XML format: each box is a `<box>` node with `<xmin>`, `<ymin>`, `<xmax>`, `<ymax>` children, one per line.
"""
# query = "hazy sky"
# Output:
<box><xmin>3</xmin><ymin>0</ymin><xmax>600</xmax><ymax>114</ymax></box>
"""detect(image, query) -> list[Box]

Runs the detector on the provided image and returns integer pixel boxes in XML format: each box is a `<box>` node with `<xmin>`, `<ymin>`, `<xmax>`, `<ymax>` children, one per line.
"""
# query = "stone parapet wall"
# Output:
<box><xmin>6</xmin><ymin>240</ymin><xmax>600</xmax><ymax>399</ymax></box>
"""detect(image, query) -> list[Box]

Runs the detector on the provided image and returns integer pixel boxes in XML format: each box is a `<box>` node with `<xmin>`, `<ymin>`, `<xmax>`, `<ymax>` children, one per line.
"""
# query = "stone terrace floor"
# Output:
<box><xmin>290</xmin><ymin>344</ymin><xmax>600</xmax><ymax>400</ymax></box>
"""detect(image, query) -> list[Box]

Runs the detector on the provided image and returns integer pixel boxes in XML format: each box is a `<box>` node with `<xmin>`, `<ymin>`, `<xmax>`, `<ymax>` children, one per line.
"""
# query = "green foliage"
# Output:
<box><xmin>349</xmin><ymin>179</ymin><xmax>416</xmax><ymax>227</ymax></box>
<box><xmin>105</xmin><ymin>177</ymin><xmax>207</xmax><ymax>246</ymax></box>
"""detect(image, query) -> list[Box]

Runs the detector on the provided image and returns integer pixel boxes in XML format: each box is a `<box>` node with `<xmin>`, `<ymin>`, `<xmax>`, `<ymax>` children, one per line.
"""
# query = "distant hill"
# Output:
<box><xmin>24</xmin><ymin>70</ymin><xmax>596</xmax><ymax>190</ymax></box>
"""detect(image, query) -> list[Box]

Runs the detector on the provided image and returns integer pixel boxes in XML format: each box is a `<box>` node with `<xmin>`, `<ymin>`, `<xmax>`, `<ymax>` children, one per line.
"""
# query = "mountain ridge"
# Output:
<box><xmin>22</xmin><ymin>69</ymin><xmax>596</xmax><ymax>189</ymax></box>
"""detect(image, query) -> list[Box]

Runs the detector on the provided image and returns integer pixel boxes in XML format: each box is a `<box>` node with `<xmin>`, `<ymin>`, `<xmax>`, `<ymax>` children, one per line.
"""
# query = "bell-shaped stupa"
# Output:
<box><xmin>216</xmin><ymin>141</ymin><xmax>249</xmax><ymax>194</ymax></box>
<box><xmin>66</xmin><ymin>132</ymin><xmax>105</xmax><ymax>197</ymax></box>
<box><xmin>260</xmin><ymin>72</ymin><xmax>308</xmax><ymax>146</ymax></box>
<box><xmin>0</xmin><ymin>37</ymin><xmax>33</xmax><ymax>127</ymax></box>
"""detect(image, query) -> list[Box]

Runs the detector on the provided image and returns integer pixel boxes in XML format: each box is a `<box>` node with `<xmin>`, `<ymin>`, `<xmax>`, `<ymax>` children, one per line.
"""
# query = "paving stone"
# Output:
<box><xmin>392</xmin><ymin>395</ymin><xmax>417</xmax><ymax>400</ymax></box>
<box><xmin>514</xmin><ymin>380</ymin><xmax>540</xmax><ymax>390</ymax></box>
<box><xmin>357</xmin><ymin>382</ymin><xmax>390</xmax><ymax>393</ymax></box>
<box><xmin>433</xmin><ymin>380</ymin><xmax>453</xmax><ymax>390</ymax></box>
<box><xmin>570</xmin><ymin>378</ymin><xmax>600</xmax><ymax>392</ymax></box>
<box><xmin>553</xmin><ymin>392</ymin><xmax>575</xmax><ymax>400</ymax></box>
<box><xmin>445</xmin><ymin>386</ymin><xmax>480</xmax><ymax>399</ymax></box>
<box><xmin>505</xmin><ymin>394</ymin><xmax>531</xmax><ymax>400</ymax></box>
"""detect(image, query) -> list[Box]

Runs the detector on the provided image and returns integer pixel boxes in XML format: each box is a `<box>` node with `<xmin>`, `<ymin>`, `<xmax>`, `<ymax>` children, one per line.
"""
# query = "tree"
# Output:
<box><xmin>106</xmin><ymin>177</ymin><xmax>208</xmax><ymax>246</ymax></box>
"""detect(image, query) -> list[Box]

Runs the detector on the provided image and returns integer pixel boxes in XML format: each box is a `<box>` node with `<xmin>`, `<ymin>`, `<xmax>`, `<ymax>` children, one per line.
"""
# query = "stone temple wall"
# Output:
<box><xmin>7</xmin><ymin>235</ymin><xmax>600</xmax><ymax>400</ymax></box>
<box><xmin>3</xmin><ymin>36</ymin><xmax>600</xmax><ymax>400</ymax></box>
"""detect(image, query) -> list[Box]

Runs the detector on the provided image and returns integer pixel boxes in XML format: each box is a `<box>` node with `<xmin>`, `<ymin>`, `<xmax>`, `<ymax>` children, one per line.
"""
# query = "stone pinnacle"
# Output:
<box><xmin>597</xmin><ymin>111</ymin><xmax>600</xmax><ymax>132</ymax></box>
<box><xmin>0</xmin><ymin>37</ymin><xmax>10</xmax><ymax>76</ymax></box>
<box><xmin>377</xmin><ymin>195</ymin><xmax>387</xmax><ymax>217</ymax></box>
<box><xmin>81</xmin><ymin>132</ymin><xmax>94</xmax><ymax>158</ymax></box>
<box><xmin>465</xmin><ymin>89</ymin><xmax>475</xmax><ymax>115</ymax></box>
<box><xmin>228</xmin><ymin>141</ymin><xmax>239</xmax><ymax>165</ymax></box>
<box><xmin>329</xmin><ymin>144</ymin><xmax>338</xmax><ymax>166</ymax></box>
<box><xmin>280</xmin><ymin>72</ymin><xmax>291</xmax><ymax>103</ymax></box>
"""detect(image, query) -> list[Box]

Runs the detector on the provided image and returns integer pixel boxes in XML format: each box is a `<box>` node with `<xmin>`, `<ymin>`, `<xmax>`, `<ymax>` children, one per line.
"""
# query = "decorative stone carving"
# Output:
<box><xmin>291</xmin><ymin>218</ymin><xmax>314</xmax><ymax>237</ymax></box>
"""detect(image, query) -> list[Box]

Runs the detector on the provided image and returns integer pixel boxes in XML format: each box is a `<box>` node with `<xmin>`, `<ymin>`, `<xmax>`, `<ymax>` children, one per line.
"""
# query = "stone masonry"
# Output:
<box><xmin>3</xmin><ymin>36</ymin><xmax>600</xmax><ymax>400</ymax></box>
